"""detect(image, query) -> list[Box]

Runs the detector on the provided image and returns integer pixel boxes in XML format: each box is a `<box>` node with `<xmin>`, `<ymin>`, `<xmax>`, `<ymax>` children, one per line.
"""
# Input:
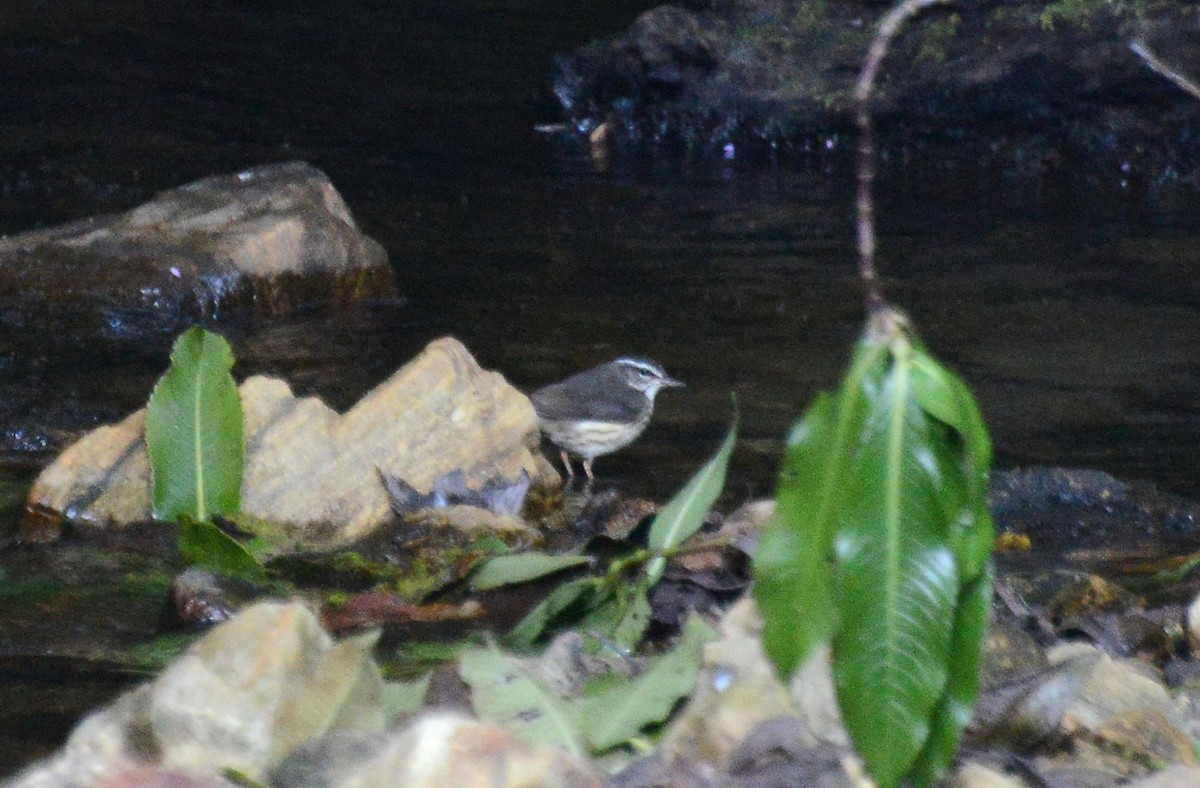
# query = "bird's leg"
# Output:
<box><xmin>560</xmin><ymin>450</ymin><xmax>575</xmax><ymax>478</ymax></box>
<box><xmin>583</xmin><ymin>459</ymin><xmax>594</xmax><ymax>480</ymax></box>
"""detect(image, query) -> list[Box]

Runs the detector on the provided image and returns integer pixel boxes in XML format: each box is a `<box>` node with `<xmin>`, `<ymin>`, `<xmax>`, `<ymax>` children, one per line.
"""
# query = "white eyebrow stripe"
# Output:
<box><xmin>615</xmin><ymin>358</ymin><xmax>661</xmax><ymax>375</ymax></box>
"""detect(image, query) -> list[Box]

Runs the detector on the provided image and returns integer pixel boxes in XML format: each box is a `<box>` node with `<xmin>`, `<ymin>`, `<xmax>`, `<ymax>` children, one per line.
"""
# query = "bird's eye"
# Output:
<box><xmin>638</xmin><ymin>368</ymin><xmax>653</xmax><ymax>377</ymax></box>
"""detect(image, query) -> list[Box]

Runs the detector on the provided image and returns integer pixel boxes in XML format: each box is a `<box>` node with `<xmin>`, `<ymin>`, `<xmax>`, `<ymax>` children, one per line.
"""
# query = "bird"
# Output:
<box><xmin>530</xmin><ymin>356</ymin><xmax>683</xmax><ymax>480</ymax></box>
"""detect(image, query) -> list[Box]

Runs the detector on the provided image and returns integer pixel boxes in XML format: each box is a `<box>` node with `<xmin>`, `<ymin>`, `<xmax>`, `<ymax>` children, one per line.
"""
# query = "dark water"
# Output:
<box><xmin>3</xmin><ymin>2</ymin><xmax>1200</xmax><ymax>497</ymax></box>
<box><xmin>4</xmin><ymin>0</ymin><xmax>1200</xmax><ymax>776</ymax></box>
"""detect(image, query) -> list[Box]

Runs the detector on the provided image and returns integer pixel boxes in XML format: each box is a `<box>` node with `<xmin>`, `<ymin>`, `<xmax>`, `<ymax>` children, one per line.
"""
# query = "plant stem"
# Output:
<box><xmin>603</xmin><ymin>537</ymin><xmax>737</xmax><ymax>587</ymax></box>
<box><xmin>855</xmin><ymin>0</ymin><xmax>952</xmax><ymax>314</ymax></box>
<box><xmin>1130</xmin><ymin>40</ymin><xmax>1200</xmax><ymax>103</ymax></box>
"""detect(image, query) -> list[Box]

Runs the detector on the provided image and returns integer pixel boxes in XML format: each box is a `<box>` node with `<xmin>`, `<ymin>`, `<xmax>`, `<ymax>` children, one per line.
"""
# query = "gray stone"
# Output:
<box><xmin>1126</xmin><ymin>765</ymin><xmax>1200</xmax><ymax>788</ymax></box>
<box><xmin>0</xmin><ymin>160</ymin><xmax>395</xmax><ymax>352</ymax></box>
<box><xmin>9</xmin><ymin>602</ymin><xmax>384</xmax><ymax>786</ymax></box>
<box><xmin>657</xmin><ymin>596</ymin><xmax>850</xmax><ymax>777</ymax></box>
<box><xmin>332</xmin><ymin>712</ymin><xmax>606</xmax><ymax>788</ymax></box>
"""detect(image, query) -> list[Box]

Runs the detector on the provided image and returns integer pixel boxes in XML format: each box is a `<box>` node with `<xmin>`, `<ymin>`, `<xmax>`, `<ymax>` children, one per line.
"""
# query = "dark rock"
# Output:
<box><xmin>0</xmin><ymin>160</ymin><xmax>396</xmax><ymax>355</ymax></box>
<box><xmin>550</xmin><ymin>0</ymin><xmax>1200</xmax><ymax>179</ymax></box>
<box><xmin>271</xmin><ymin>730</ymin><xmax>388</xmax><ymax>788</ymax></box>
<box><xmin>989</xmin><ymin>467</ymin><xmax>1200</xmax><ymax>552</ymax></box>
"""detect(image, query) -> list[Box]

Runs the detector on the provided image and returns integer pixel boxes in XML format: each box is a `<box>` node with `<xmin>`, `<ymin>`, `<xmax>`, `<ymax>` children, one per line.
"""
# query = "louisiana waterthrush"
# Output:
<box><xmin>530</xmin><ymin>357</ymin><xmax>683</xmax><ymax>480</ymax></box>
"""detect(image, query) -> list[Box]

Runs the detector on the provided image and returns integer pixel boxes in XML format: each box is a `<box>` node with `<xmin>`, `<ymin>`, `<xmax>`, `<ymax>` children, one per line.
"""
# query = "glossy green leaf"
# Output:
<box><xmin>755</xmin><ymin>340</ymin><xmax>887</xmax><ymax>677</ymax></box>
<box><xmin>909</xmin><ymin>565</ymin><xmax>993</xmax><ymax>786</ymax></box>
<box><xmin>754</xmin><ymin>308</ymin><xmax>994</xmax><ymax>788</ymax></box>
<box><xmin>912</xmin><ymin>352</ymin><xmax>996</xmax><ymax>579</ymax></box>
<box><xmin>458</xmin><ymin>640</ymin><xmax>587</xmax><ymax>758</ymax></box>
<box><xmin>469</xmin><ymin>552</ymin><xmax>591</xmax><ymax>591</ymax></box>
<box><xmin>146</xmin><ymin>326</ymin><xmax>243</xmax><ymax>522</ymax></box>
<box><xmin>579</xmin><ymin>614</ymin><xmax>715</xmax><ymax>752</ymax></box>
<box><xmin>831</xmin><ymin>334</ymin><xmax>958</xmax><ymax>786</ymax></box>
<box><xmin>178</xmin><ymin>515</ymin><xmax>266</xmax><ymax>580</ymax></box>
<box><xmin>645</xmin><ymin>418</ymin><xmax>737</xmax><ymax>585</ymax></box>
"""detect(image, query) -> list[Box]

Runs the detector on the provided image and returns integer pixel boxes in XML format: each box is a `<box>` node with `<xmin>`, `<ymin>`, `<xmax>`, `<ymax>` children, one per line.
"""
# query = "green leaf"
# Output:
<box><xmin>503</xmin><ymin>578</ymin><xmax>597</xmax><ymax>650</ymax></box>
<box><xmin>909</xmin><ymin>565</ymin><xmax>992</xmax><ymax>786</ymax></box>
<box><xmin>458</xmin><ymin>640</ymin><xmax>587</xmax><ymax>758</ymax></box>
<box><xmin>753</xmin><ymin>310</ymin><xmax>994</xmax><ymax>788</ymax></box>
<box><xmin>912</xmin><ymin>353</ymin><xmax>996</xmax><ymax>579</ymax></box>
<box><xmin>146</xmin><ymin>326</ymin><xmax>244</xmax><ymax>522</ymax></box>
<box><xmin>645</xmin><ymin>418</ymin><xmax>737</xmax><ymax>585</ymax></box>
<box><xmin>580</xmin><ymin>576</ymin><xmax>653</xmax><ymax>652</ymax></box>
<box><xmin>469</xmin><ymin>552</ymin><xmax>591</xmax><ymax>591</ymax></box>
<box><xmin>178</xmin><ymin>515</ymin><xmax>266</xmax><ymax>580</ymax></box>
<box><xmin>579</xmin><ymin>614</ymin><xmax>715</xmax><ymax>752</ymax></box>
<box><xmin>755</xmin><ymin>340</ymin><xmax>888</xmax><ymax>677</ymax></box>
<box><xmin>831</xmin><ymin>334</ymin><xmax>959</xmax><ymax>786</ymax></box>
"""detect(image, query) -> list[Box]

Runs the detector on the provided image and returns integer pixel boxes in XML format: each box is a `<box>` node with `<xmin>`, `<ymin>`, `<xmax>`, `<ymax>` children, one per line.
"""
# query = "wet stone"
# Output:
<box><xmin>0</xmin><ymin>160</ymin><xmax>396</xmax><ymax>355</ymax></box>
<box><xmin>551</xmin><ymin>1</ymin><xmax>1200</xmax><ymax>179</ymax></box>
<box><xmin>167</xmin><ymin>567</ymin><xmax>266</xmax><ymax>630</ymax></box>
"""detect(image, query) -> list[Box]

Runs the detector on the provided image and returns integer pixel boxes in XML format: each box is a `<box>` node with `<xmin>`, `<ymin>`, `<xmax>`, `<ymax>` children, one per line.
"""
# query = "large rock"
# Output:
<box><xmin>25</xmin><ymin>336</ymin><xmax>548</xmax><ymax>545</ymax></box>
<box><xmin>9</xmin><ymin>603</ymin><xmax>604</xmax><ymax>788</ymax></box>
<box><xmin>0</xmin><ymin>160</ymin><xmax>395</xmax><ymax>352</ymax></box>
<box><xmin>326</xmin><ymin>713</ymin><xmax>605</xmax><ymax>788</ymax></box>
<box><xmin>551</xmin><ymin>0</ymin><xmax>1200</xmax><ymax>178</ymax></box>
<box><xmin>7</xmin><ymin>601</ymin><xmax>384</xmax><ymax>786</ymax></box>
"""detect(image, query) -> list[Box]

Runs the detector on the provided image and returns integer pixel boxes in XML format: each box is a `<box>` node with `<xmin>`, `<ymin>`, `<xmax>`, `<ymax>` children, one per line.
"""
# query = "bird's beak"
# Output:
<box><xmin>664</xmin><ymin>376</ymin><xmax>685</xmax><ymax>388</ymax></box>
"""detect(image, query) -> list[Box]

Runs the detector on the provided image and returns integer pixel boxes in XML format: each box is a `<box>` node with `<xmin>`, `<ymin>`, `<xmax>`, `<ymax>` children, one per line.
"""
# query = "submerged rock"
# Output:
<box><xmin>0</xmin><ymin>160</ymin><xmax>395</xmax><ymax>354</ymax></box>
<box><xmin>25</xmin><ymin>336</ymin><xmax>549</xmax><ymax>545</ymax></box>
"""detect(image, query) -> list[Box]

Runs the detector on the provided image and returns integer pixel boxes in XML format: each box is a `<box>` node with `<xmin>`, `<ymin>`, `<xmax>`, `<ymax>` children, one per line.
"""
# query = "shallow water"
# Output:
<box><xmin>5</xmin><ymin>0</ymin><xmax>1200</xmax><ymax>775</ymax></box>
<box><xmin>3</xmin><ymin>1</ymin><xmax>1200</xmax><ymax>501</ymax></box>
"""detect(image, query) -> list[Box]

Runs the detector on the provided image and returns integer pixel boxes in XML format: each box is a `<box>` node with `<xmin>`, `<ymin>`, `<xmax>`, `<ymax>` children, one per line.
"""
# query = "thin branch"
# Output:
<box><xmin>1130</xmin><ymin>40</ymin><xmax>1200</xmax><ymax>103</ymax></box>
<box><xmin>855</xmin><ymin>0</ymin><xmax>952</xmax><ymax>314</ymax></box>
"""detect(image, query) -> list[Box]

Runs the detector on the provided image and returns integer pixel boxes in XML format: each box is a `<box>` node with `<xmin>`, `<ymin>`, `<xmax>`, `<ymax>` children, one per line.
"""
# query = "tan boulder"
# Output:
<box><xmin>27</xmin><ymin>336</ymin><xmax>549</xmax><ymax>544</ymax></box>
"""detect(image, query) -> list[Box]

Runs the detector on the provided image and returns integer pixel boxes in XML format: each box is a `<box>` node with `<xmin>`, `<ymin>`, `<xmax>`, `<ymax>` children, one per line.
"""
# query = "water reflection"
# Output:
<box><xmin>1</xmin><ymin>0</ymin><xmax>1199</xmax><ymax>506</ymax></box>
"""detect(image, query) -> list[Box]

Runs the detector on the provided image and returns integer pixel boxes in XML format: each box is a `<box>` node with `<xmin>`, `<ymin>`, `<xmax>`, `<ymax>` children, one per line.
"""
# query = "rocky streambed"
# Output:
<box><xmin>6</xmin><ymin>217</ymin><xmax>1200</xmax><ymax>783</ymax></box>
<box><xmin>3</xmin><ymin>9</ymin><xmax>1200</xmax><ymax>773</ymax></box>
<box><xmin>9</xmin><ymin>444</ymin><xmax>1200</xmax><ymax>786</ymax></box>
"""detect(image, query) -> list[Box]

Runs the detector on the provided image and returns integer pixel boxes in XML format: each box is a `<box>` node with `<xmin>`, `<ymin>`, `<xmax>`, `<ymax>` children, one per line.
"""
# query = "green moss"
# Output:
<box><xmin>117</xmin><ymin>569</ymin><xmax>176</xmax><ymax>600</ymax></box>
<box><xmin>792</xmin><ymin>0</ymin><xmax>831</xmax><ymax>35</ymax></box>
<box><xmin>0</xmin><ymin>575</ymin><xmax>64</xmax><ymax>601</ymax></box>
<box><xmin>327</xmin><ymin>550</ymin><xmax>391</xmax><ymax>576</ymax></box>
<box><xmin>385</xmin><ymin>556</ymin><xmax>444</xmax><ymax>601</ymax></box>
<box><xmin>379</xmin><ymin>639</ymin><xmax>473</xmax><ymax>680</ymax></box>
<box><xmin>1038</xmin><ymin>0</ymin><xmax>1152</xmax><ymax>32</ymax></box>
<box><xmin>125</xmin><ymin>633</ymin><xmax>202</xmax><ymax>671</ymax></box>
<box><xmin>916</xmin><ymin>13</ymin><xmax>961</xmax><ymax>65</ymax></box>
